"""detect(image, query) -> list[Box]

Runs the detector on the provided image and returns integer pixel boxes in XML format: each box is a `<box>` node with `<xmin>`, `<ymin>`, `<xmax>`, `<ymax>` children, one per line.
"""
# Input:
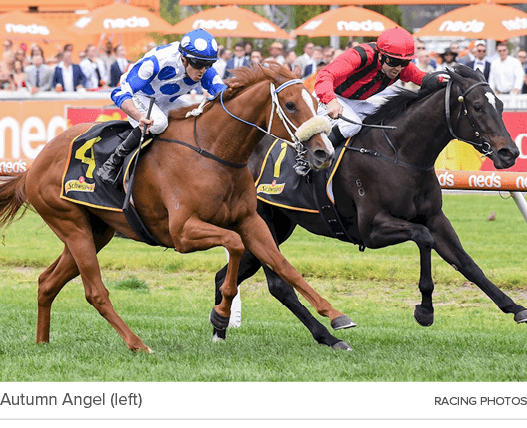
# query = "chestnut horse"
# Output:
<box><xmin>0</xmin><ymin>63</ymin><xmax>355</xmax><ymax>352</ymax></box>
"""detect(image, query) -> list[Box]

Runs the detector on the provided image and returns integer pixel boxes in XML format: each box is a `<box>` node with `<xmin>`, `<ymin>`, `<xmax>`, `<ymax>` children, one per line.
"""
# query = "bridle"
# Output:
<box><xmin>445</xmin><ymin>77</ymin><xmax>493</xmax><ymax>157</ymax></box>
<box><xmin>219</xmin><ymin>78</ymin><xmax>308</xmax><ymax>152</ymax></box>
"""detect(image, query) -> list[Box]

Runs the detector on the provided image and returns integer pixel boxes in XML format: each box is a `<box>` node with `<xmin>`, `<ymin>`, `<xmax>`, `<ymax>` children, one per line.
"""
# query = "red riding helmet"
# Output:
<box><xmin>376</xmin><ymin>27</ymin><xmax>417</xmax><ymax>60</ymax></box>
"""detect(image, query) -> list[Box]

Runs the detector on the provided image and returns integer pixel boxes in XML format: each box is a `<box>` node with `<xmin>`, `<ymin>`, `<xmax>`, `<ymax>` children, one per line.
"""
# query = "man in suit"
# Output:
<box><xmin>53</xmin><ymin>49</ymin><xmax>86</xmax><ymax>92</ymax></box>
<box><xmin>24</xmin><ymin>51</ymin><xmax>54</xmax><ymax>94</ymax></box>
<box><xmin>109</xmin><ymin>44</ymin><xmax>130</xmax><ymax>87</ymax></box>
<box><xmin>467</xmin><ymin>40</ymin><xmax>491</xmax><ymax>81</ymax></box>
<box><xmin>223</xmin><ymin>42</ymin><xmax>251</xmax><ymax>79</ymax></box>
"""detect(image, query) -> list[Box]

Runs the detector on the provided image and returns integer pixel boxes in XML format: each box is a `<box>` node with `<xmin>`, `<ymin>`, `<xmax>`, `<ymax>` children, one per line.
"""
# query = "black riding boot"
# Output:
<box><xmin>96</xmin><ymin>126</ymin><xmax>142</xmax><ymax>185</ymax></box>
<box><xmin>328</xmin><ymin>125</ymin><xmax>345</xmax><ymax>148</ymax></box>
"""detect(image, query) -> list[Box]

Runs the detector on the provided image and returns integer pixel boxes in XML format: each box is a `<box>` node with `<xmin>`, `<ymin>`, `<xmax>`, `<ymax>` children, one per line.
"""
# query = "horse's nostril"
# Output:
<box><xmin>498</xmin><ymin>148</ymin><xmax>515</xmax><ymax>161</ymax></box>
<box><xmin>313</xmin><ymin>150</ymin><xmax>332</xmax><ymax>164</ymax></box>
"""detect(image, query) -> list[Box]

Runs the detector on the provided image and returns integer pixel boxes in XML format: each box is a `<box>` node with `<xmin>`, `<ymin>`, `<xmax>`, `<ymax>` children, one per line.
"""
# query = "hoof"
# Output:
<box><xmin>331</xmin><ymin>340</ymin><xmax>352</xmax><ymax>351</ymax></box>
<box><xmin>514</xmin><ymin>309</ymin><xmax>527</xmax><ymax>324</ymax></box>
<box><xmin>209</xmin><ymin>307</ymin><xmax>230</xmax><ymax>331</ymax></box>
<box><xmin>414</xmin><ymin>305</ymin><xmax>434</xmax><ymax>327</ymax></box>
<box><xmin>330</xmin><ymin>315</ymin><xmax>357</xmax><ymax>330</ymax></box>
<box><xmin>212</xmin><ymin>328</ymin><xmax>227</xmax><ymax>343</ymax></box>
<box><xmin>212</xmin><ymin>333</ymin><xmax>225</xmax><ymax>342</ymax></box>
<box><xmin>133</xmin><ymin>346</ymin><xmax>154</xmax><ymax>354</ymax></box>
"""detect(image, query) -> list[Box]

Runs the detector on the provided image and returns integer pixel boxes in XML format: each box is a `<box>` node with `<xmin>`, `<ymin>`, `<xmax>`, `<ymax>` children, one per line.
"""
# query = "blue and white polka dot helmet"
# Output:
<box><xmin>179</xmin><ymin>29</ymin><xmax>219</xmax><ymax>63</ymax></box>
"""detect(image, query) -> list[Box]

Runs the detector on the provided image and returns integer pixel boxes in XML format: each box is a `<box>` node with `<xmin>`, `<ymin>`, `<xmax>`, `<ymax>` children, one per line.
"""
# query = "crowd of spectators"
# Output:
<box><xmin>1</xmin><ymin>36</ymin><xmax>526</xmax><ymax>97</ymax></box>
<box><xmin>0</xmin><ymin>38</ymin><xmax>132</xmax><ymax>94</ymax></box>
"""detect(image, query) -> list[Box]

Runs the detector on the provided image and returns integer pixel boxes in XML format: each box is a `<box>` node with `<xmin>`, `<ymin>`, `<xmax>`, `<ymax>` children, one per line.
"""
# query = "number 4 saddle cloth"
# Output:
<box><xmin>60</xmin><ymin>120</ymin><xmax>153</xmax><ymax>211</ymax></box>
<box><xmin>255</xmin><ymin>138</ymin><xmax>347</xmax><ymax>213</ymax></box>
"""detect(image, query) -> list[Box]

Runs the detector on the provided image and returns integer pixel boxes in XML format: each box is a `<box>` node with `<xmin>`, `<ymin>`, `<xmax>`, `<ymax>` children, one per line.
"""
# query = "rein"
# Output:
<box><xmin>155</xmin><ymin>136</ymin><xmax>247</xmax><ymax>169</ymax></box>
<box><xmin>159</xmin><ymin>79</ymin><xmax>312</xmax><ymax>170</ymax></box>
<box><xmin>444</xmin><ymin>79</ymin><xmax>493</xmax><ymax>156</ymax></box>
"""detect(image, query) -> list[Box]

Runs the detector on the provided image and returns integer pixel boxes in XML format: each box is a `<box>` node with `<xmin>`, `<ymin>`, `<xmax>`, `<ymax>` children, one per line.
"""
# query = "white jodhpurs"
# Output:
<box><xmin>317</xmin><ymin>95</ymin><xmax>378</xmax><ymax>139</ymax></box>
<box><xmin>128</xmin><ymin>94</ymin><xmax>194</xmax><ymax>135</ymax></box>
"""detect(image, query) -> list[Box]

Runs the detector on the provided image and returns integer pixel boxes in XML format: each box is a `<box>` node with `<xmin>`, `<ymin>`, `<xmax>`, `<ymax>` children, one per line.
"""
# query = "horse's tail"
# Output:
<box><xmin>0</xmin><ymin>173</ymin><xmax>29</xmax><ymax>230</ymax></box>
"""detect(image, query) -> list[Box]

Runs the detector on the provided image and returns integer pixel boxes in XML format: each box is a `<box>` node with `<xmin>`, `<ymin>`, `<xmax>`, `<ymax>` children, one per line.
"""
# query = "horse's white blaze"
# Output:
<box><xmin>485</xmin><ymin>92</ymin><xmax>497</xmax><ymax>110</ymax></box>
<box><xmin>302</xmin><ymin>88</ymin><xmax>317</xmax><ymax>116</ymax></box>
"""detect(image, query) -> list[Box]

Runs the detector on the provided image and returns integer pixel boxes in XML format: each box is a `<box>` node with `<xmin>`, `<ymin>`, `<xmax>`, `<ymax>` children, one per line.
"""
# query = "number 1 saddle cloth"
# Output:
<box><xmin>255</xmin><ymin>137</ymin><xmax>346</xmax><ymax>213</ymax></box>
<box><xmin>60</xmin><ymin>120</ymin><xmax>152</xmax><ymax>211</ymax></box>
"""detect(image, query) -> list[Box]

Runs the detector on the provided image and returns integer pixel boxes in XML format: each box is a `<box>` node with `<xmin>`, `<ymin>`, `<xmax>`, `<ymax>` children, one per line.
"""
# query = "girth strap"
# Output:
<box><xmin>312</xmin><ymin>168</ymin><xmax>365</xmax><ymax>251</ymax></box>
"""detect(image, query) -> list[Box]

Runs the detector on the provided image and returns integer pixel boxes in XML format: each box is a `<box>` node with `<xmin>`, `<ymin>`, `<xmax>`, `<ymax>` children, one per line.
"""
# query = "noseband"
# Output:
<box><xmin>445</xmin><ymin>78</ymin><xmax>493</xmax><ymax>157</ymax></box>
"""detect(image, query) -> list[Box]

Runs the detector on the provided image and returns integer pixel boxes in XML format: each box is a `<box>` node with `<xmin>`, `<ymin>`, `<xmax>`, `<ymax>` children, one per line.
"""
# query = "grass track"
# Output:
<box><xmin>1</xmin><ymin>193</ymin><xmax>526</xmax><ymax>381</ymax></box>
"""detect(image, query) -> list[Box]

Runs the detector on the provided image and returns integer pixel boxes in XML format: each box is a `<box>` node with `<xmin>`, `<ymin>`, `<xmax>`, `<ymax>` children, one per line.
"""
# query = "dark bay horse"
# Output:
<box><xmin>0</xmin><ymin>62</ymin><xmax>356</xmax><ymax>352</ymax></box>
<box><xmin>214</xmin><ymin>65</ymin><xmax>527</xmax><ymax>348</ymax></box>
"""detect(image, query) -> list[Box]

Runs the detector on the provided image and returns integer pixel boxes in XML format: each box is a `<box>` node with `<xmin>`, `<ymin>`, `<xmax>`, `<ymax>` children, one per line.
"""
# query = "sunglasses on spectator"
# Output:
<box><xmin>384</xmin><ymin>55</ymin><xmax>410</xmax><ymax>68</ymax></box>
<box><xmin>186</xmin><ymin>57</ymin><xmax>214</xmax><ymax>70</ymax></box>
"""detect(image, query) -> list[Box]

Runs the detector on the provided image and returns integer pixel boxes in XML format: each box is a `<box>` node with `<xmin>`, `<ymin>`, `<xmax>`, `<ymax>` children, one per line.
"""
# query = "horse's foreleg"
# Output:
<box><xmin>361</xmin><ymin>213</ymin><xmax>437</xmax><ymax>325</ymax></box>
<box><xmin>428</xmin><ymin>212</ymin><xmax>527</xmax><ymax>323</ymax></box>
<box><xmin>414</xmin><ymin>246</ymin><xmax>435</xmax><ymax>327</ymax></box>
<box><xmin>236</xmin><ymin>213</ymin><xmax>353</xmax><ymax>327</ymax></box>
<box><xmin>171</xmin><ymin>217</ymin><xmax>245</xmax><ymax>330</ymax></box>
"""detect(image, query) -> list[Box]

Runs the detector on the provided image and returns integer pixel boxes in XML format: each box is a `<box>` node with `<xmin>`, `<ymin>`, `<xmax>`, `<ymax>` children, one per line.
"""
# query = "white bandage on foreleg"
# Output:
<box><xmin>295</xmin><ymin>116</ymin><xmax>332</xmax><ymax>142</ymax></box>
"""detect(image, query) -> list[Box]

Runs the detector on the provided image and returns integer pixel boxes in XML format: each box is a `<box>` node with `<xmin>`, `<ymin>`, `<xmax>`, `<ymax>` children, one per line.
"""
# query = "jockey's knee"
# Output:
<box><xmin>150</xmin><ymin>115</ymin><xmax>168</xmax><ymax>135</ymax></box>
<box><xmin>338</xmin><ymin>118</ymin><xmax>362</xmax><ymax>139</ymax></box>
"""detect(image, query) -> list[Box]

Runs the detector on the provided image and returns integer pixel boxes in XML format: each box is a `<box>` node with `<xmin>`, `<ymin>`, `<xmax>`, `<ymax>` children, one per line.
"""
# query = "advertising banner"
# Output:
<box><xmin>0</xmin><ymin>98</ymin><xmax>125</xmax><ymax>175</ymax></box>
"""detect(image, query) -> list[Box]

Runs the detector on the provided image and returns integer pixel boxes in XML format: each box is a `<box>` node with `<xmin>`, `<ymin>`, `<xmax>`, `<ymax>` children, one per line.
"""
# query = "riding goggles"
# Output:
<box><xmin>186</xmin><ymin>57</ymin><xmax>214</xmax><ymax>70</ymax></box>
<box><xmin>383</xmin><ymin>55</ymin><xmax>411</xmax><ymax>68</ymax></box>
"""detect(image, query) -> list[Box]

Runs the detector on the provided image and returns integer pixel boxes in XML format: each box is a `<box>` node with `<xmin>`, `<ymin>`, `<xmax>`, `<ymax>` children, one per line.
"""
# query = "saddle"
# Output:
<box><xmin>61</xmin><ymin>120</ymin><xmax>165</xmax><ymax>247</ymax></box>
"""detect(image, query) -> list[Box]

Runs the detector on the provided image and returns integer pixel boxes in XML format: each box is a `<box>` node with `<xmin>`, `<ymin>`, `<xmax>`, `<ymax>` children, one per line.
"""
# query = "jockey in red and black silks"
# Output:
<box><xmin>315</xmin><ymin>27</ymin><xmax>443</xmax><ymax>145</ymax></box>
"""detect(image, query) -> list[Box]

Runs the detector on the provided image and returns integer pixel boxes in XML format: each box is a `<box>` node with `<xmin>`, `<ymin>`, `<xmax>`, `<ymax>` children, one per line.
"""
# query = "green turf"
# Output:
<box><xmin>1</xmin><ymin>193</ymin><xmax>526</xmax><ymax>381</ymax></box>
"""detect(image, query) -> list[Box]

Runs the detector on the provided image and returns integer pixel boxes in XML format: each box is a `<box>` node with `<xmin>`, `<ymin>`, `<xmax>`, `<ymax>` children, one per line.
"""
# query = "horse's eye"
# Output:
<box><xmin>285</xmin><ymin>102</ymin><xmax>296</xmax><ymax>111</ymax></box>
<box><xmin>474</xmin><ymin>104</ymin><xmax>482</xmax><ymax>112</ymax></box>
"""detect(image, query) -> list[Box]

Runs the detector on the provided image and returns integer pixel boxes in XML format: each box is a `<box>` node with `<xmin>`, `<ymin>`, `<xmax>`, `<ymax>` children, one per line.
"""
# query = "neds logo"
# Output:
<box><xmin>439</xmin><ymin>20</ymin><xmax>485</xmax><ymax>33</ymax></box>
<box><xmin>103</xmin><ymin>16</ymin><xmax>150</xmax><ymax>30</ymax></box>
<box><xmin>337</xmin><ymin>20</ymin><xmax>385</xmax><ymax>32</ymax></box>
<box><xmin>437</xmin><ymin>171</ymin><xmax>455</xmax><ymax>187</ymax></box>
<box><xmin>5</xmin><ymin>23</ymin><xmax>50</xmax><ymax>36</ymax></box>
<box><xmin>193</xmin><ymin>19</ymin><xmax>238</xmax><ymax>31</ymax></box>
<box><xmin>468</xmin><ymin>172</ymin><xmax>501</xmax><ymax>188</ymax></box>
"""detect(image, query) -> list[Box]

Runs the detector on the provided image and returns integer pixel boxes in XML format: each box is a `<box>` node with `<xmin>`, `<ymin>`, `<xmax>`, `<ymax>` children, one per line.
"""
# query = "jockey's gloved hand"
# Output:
<box><xmin>420</xmin><ymin>72</ymin><xmax>449</xmax><ymax>95</ymax></box>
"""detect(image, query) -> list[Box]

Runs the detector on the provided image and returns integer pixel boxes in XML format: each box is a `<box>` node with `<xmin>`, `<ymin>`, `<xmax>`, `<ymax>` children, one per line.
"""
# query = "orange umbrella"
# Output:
<box><xmin>0</xmin><ymin>10</ymin><xmax>76</xmax><ymax>42</ymax></box>
<box><xmin>292</xmin><ymin>6</ymin><xmax>399</xmax><ymax>37</ymax></box>
<box><xmin>171</xmin><ymin>6</ymin><xmax>292</xmax><ymax>39</ymax></box>
<box><xmin>180</xmin><ymin>0</ymin><xmax>527</xmax><ymax>5</ymax></box>
<box><xmin>413</xmin><ymin>3</ymin><xmax>527</xmax><ymax>39</ymax></box>
<box><xmin>66</xmin><ymin>3</ymin><xmax>174</xmax><ymax>36</ymax></box>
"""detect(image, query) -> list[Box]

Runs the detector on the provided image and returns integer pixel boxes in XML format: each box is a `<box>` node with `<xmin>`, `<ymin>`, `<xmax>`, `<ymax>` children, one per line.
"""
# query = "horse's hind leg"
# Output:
<box><xmin>261</xmin><ymin>265</ymin><xmax>352</xmax><ymax>350</ymax></box>
<box><xmin>36</xmin><ymin>207</ymin><xmax>151</xmax><ymax>352</ymax></box>
<box><xmin>36</xmin><ymin>221</ymin><xmax>115</xmax><ymax>345</ymax></box>
<box><xmin>236</xmin><ymin>212</ymin><xmax>352</xmax><ymax>326</ymax></box>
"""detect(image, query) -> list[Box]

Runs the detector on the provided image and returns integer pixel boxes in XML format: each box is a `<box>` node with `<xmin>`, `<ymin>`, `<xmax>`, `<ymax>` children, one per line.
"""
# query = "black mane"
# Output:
<box><xmin>360</xmin><ymin>87</ymin><xmax>425</xmax><ymax>135</ymax></box>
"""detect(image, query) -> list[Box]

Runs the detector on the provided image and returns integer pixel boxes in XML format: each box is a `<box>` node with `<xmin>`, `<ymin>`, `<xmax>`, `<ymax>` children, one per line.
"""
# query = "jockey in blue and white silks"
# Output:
<box><xmin>97</xmin><ymin>28</ymin><xmax>227</xmax><ymax>185</ymax></box>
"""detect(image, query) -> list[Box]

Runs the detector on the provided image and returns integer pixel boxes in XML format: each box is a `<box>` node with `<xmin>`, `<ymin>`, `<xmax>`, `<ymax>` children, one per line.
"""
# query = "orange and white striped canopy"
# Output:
<box><xmin>292</xmin><ymin>6</ymin><xmax>399</xmax><ymax>38</ymax></box>
<box><xmin>171</xmin><ymin>6</ymin><xmax>292</xmax><ymax>40</ymax></box>
<box><xmin>413</xmin><ymin>3</ymin><xmax>527</xmax><ymax>40</ymax></box>
<box><xmin>0</xmin><ymin>10</ymin><xmax>75</xmax><ymax>42</ymax></box>
<box><xmin>66</xmin><ymin>3</ymin><xmax>174</xmax><ymax>36</ymax></box>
